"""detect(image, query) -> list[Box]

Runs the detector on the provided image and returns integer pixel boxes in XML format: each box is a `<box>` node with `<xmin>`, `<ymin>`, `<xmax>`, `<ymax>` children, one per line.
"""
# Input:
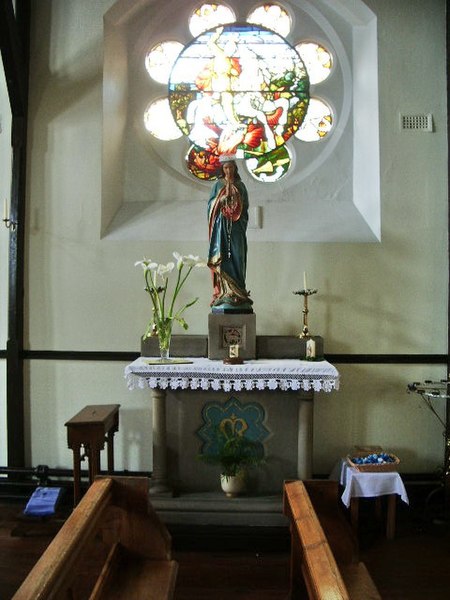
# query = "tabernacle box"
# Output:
<box><xmin>208</xmin><ymin>313</ymin><xmax>256</xmax><ymax>360</ymax></box>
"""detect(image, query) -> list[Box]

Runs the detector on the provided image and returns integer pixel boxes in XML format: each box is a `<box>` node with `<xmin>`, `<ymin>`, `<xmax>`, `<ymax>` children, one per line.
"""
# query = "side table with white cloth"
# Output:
<box><xmin>125</xmin><ymin>357</ymin><xmax>339</xmax><ymax>496</ymax></box>
<box><xmin>330</xmin><ymin>459</ymin><xmax>409</xmax><ymax>539</ymax></box>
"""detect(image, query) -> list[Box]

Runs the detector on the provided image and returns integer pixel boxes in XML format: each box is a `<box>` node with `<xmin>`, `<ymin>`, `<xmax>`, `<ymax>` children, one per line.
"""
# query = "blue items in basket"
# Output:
<box><xmin>24</xmin><ymin>487</ymin><xmax>62</xmax><ymax>517</ymax></box>
<box><xmin>350</xmin><ymin>453</ymin><xmax>395</xmax><ymax>465</ymax></box>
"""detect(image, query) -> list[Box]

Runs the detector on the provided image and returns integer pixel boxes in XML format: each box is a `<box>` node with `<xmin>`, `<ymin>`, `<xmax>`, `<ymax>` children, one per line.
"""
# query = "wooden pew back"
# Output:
<box><xmin>13</xmin><ymin>476</ymin><xmax>178</xmax><ymax>600</ymax></box>
<box><xmin>284</xmin><ymin>480</ymin><xmax>350</xmax><ymax>599</ymax></box>
<box><xmin>284</xmin><ymin>480</ymin><xmax>381</xmax><ymax>600</ymax></box>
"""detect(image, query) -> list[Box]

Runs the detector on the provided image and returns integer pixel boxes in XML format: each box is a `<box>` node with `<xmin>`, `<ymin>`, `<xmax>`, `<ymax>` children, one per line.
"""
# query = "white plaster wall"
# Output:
<box><xmin>25</xmin><ymin>360</ymin><xmax>152</xmax><ymax>472</ymax></box>
<box><xmin>314</xmin><ymin>364</ymin><xmax>446</xmax><ymax>474</ymax></box>
<box><xmin>18</xmin><ymin>0</ymin><xmax>448</xmax><ymax>474</ymax></box>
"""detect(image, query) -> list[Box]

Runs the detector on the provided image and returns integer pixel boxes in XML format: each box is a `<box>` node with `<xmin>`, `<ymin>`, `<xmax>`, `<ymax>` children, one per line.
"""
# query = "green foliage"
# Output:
<box><xmin>198</xmin><ymin>424</ymin><xmax>265</xmax><ymax>478</ymax></box>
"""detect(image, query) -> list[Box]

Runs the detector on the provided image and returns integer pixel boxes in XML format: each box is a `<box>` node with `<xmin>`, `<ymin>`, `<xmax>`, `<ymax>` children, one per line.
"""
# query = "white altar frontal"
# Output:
<box><xmin>125</xmin><ymin>356</ymin><xmax>339</xmax><ymax>525</ymax></box>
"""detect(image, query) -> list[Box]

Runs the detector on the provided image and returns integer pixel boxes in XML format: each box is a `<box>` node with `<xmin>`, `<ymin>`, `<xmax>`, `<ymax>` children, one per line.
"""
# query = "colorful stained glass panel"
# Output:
<box><xmin>246</xmin><ymin>144</ymin><xmax>292</xmax><ymax>182</ymax></box>
<box><xmin>144</xmin><ymin>98</ymin><xmax>183</xmax><ymax>140</ymax></box>
<box><xmin>295</xmin><ymin>97</ymin><xmax>333</xmax><ymax>142</ymax></box>
<box><xmin>189</xmin><ymin>3</ymin><xmax>236</xmax><ymax>37</ymax></box>
<box><xmin>247</xmin><ymin>4</ymin><xmax>292</xmax><ymax>37</ymax></box>
<box><xmin>186</xmin><ymin>145</ymin><xmax>222</xmax><ymax>180</ymax></box>
<box><xmin>169</xmin><ymin>24</ymin><xmax>309</xmax><ymax>179</ymax></box>
<box><xmin>145</xmin><ymin>41</ymin><xmax>184</xmax><ymax>84</ymax></box>
<box><xmin>295</xmin><ymin>42</ymin><xmax>333</xmax><ymax>85</ymax></box>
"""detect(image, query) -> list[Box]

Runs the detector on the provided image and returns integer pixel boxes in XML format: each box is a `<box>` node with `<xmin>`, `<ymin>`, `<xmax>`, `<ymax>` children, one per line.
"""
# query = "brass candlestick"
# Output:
<box><xmin>293</xmin><ymin>288</ymin><xmax>318</xmax><ymax>338</ymax></box>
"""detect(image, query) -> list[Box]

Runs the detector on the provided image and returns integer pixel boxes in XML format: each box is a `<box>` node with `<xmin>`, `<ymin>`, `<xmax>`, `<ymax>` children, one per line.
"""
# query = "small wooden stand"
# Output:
<box><xmin>65</xmin><ymin>404</ymin><xmax>120</xmax><ymax>505</ymax></box>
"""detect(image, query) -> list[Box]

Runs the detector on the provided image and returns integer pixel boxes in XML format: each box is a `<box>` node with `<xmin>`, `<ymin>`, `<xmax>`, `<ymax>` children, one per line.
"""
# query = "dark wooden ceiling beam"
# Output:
<box><xmin>0</xmin><ymin>1</ymin><xmax>27</xmax><ymax>117</ymax></box>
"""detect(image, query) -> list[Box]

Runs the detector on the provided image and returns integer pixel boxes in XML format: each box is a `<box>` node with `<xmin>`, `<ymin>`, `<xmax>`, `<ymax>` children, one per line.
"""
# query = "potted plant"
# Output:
<box><xmin>199</xmin><ymin>423</ymin><xmax>265</xmax><ymax>497</ymax></box>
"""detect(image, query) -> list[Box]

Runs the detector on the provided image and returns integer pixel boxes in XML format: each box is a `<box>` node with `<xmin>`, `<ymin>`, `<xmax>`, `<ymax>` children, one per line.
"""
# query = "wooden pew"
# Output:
<box><xmin>13</xmin><ymin>476</ymin><xmax>178</xmax><ymax>600</ymax></box>
<box><xmin>283</xmin><ymin>480</ymin><xmax>381</xmax><ymax>600</ymax></box>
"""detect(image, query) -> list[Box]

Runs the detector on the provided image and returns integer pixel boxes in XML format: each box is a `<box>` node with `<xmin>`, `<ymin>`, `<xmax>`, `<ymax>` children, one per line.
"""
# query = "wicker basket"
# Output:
<box><xmin>347</xmin><ymin>453</ymin><xmax>400</xmax><ymax>472</ymax></box>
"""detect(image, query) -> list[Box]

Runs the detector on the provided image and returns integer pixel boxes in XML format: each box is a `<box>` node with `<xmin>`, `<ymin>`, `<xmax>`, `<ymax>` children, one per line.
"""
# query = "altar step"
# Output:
<box><xmin>151</xmin><ymin>492</ymin><xmax>287</xmax><ymax>527</ymax></box>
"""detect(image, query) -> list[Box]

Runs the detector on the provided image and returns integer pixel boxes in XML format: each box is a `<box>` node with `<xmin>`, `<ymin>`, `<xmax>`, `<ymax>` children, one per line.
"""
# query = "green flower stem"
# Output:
<box><xmin>169</xmin><ymin>265</ymin><xmax>186</xmax><ymax>317</ymax></box>
<box><xmin>161</xmin><ymin>277</ymin><xmax>170</xmax><ymax>320</ymax></box>
<box><xmin>145</xmin><ymin>271</ymin><xmax>160</xmax><ymax>316</ymax></box>
<box><xmin>174</xmin><ymin>296</ymin><xmax>199</xmax><ymax>319</ymax></box>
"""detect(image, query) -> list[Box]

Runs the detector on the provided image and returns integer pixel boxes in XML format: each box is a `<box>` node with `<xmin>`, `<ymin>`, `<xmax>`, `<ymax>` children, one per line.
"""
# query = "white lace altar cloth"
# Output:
<box><xmin>124</xmin><ymin>357</ymin><xmax>339</xmax><ymax>393</ymax></box>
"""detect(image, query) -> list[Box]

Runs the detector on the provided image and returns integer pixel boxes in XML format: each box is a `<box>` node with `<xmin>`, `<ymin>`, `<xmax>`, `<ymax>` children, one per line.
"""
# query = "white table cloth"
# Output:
<box><xmin>125</xmin><ymin>357</ymin><xmax>339</xmax><ymax>493</ymax></box>
<box><xmin>331</xmin><ymin>459</ymin><xmax>409</xmax><ymax>508</ymax></box>
<box><xmin>124</xmin><ymin>356</ymin><xmax>340</xmax><ymax>393</ymax></box>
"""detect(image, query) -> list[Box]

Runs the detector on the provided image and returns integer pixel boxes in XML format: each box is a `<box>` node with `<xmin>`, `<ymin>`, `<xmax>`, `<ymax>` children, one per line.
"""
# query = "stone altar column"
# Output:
<box><xmin>150</xmin><ymin>388</ymin><xmax>171</xmax><ymax>494</ymax></box>
<box><xmin>297</xmin><ymin>392</ymin><xmax>314</xmax><ymax>479</ymax></box>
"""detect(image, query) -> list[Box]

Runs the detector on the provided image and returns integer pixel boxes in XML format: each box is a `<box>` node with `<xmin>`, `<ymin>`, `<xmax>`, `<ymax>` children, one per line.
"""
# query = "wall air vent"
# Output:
<box><xmin>400</xmin><ymin>113</ymin><xmax>433</xmax><ymax>132</ymax></box>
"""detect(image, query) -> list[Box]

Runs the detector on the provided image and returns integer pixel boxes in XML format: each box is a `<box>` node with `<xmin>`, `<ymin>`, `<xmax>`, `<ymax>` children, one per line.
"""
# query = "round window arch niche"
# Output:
<box><xmin>102</xmin><ymin>0</ymin><xmax>380</xmax><ymax>243</ymax></box>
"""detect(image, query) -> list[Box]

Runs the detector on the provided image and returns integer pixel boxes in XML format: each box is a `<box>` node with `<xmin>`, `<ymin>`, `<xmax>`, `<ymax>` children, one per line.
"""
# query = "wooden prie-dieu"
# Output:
<box><xmin>65</xmin><ymin>404</ymin><xmax>120</xmax><ymax>504</ymax></box>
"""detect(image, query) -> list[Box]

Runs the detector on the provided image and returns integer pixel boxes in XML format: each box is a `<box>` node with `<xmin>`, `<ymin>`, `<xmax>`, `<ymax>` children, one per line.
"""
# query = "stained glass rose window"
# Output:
<box><xmin>143</xmin><ymin>3</ymin><xmax>335</xmax><ymax>182</ymax></box>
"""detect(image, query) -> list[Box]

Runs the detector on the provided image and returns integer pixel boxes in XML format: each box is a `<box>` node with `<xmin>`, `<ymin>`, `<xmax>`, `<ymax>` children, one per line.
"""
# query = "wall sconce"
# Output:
<box><xmin>3</xmin><ymin>198</ymin><xmax>17</xmax><ymax>231</ymax></box>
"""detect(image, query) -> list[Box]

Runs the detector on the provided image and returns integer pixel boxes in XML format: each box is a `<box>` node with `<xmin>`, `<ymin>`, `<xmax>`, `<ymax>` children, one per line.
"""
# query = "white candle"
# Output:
<box><xmin>3</xmin><ymin>198</ymin><xmax>7</xmax><ymax>221</ymax></box>
<box><xmin>306</xmin><ymin>338</ymin><xmax>316</xmax><ymax>359</ymax></box>
<box><xmin>303</xmin><ymin>271</ymin><xmax>307</xmax><ymax>290</ymax></box>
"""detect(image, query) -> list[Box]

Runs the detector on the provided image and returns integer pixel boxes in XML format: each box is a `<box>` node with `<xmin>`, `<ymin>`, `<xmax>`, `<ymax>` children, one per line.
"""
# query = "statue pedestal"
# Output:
<box><xmin>208</xmin><ymin>313</ymin><xmax>256</xmax><ymax>359</ymax></box>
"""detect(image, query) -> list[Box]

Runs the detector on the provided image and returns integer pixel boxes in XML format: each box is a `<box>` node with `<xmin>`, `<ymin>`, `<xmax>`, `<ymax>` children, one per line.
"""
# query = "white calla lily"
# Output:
<box><xmin>136</xmin><ymin>251</ymin><xmax>207</xmax><ymax>352</ymax></box>
<box><xmin>172</xmin><ymin>251</ymin><xmax>184</xmax><ymax>270</ymax></box>
<box><xmin>156</xmin><ymin>262</ymin><xmax>175</xmax><ymax>277</ymax></box>
<box><xmin>134</xmin><ymin>259</ymin><xmax>158</xmax><ymax>272</ymax></box>
<box><xmin>183</xmin><ymin>254</ymin><xmax>207</xmax><ymax>268</ymax></box>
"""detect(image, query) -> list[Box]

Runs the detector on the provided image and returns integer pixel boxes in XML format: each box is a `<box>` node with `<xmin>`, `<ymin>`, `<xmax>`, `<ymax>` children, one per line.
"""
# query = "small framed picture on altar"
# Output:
<box><xmin>208</xmin><ymin>313</ymin><xmax>256</xmax><ymax>360</ymax></box>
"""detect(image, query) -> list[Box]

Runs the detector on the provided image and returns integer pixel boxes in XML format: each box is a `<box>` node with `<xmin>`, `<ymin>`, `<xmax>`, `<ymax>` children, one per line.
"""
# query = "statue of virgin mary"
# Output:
<box><xmin>207</xmin><ymin>158</ymin><xmax>253</xmax><ymax>312</ymax></box>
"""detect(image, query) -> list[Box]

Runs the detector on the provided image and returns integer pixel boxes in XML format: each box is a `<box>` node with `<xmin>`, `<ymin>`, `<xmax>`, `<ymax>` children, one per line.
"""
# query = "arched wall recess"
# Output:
<box><xmin>102</xmin><ymin>0</ymin><xmax>380</xmax><ymax>242</ymax></box>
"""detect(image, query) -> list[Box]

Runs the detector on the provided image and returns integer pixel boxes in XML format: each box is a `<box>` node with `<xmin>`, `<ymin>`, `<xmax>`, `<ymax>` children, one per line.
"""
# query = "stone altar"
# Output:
<box><xmin>125</xmin><ymin>348</ymin><xmax>338</xmax><ymax>524</ymax></box>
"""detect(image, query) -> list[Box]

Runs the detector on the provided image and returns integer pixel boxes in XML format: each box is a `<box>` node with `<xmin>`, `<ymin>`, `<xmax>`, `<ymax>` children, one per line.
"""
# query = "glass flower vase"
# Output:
<box><xmin>157</xmin><ymin>318</ymin><xmax>173</xmax><ymax>361</ymax></box>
